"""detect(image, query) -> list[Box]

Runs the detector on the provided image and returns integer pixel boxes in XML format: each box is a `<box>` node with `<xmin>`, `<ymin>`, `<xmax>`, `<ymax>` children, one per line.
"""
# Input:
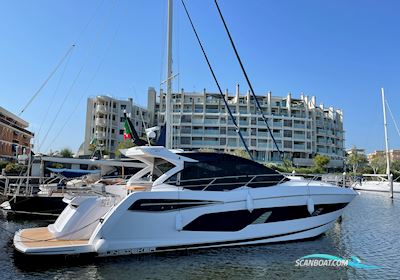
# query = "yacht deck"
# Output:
<box><xmin>18</xmin><ymin>227</ymin><xmax>89</xmax><ymax>248</ymax></box>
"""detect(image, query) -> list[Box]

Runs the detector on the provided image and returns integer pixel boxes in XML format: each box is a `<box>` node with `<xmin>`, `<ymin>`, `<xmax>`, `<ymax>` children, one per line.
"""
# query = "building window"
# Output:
<box><xmin>120</xmin><ymin>117</ymin><xmax>124</xmax><ymax>122</ymax></box>
<box><xmin>181</xmin><ymin>137</ymin><xmax>191</xmax><ymax>145</ymax></box>
<box><xmin>119</xmin><ymin>129</ymin><xmax>124</xmax><ymax>135</ymax></box>
<box><xmin>121</xmin><ymin>104</ymin><xmax>126</xmax><ymax>110</ymax></box>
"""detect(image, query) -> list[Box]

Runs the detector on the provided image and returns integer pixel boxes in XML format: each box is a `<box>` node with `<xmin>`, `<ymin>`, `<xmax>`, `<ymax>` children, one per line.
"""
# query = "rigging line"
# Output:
<box><xmin>34</xmin><ymin>48</ymin><xmax>74</xmax><ymax>151</ymax></box>
<box><xmin>42</xmin><ymin>0</ymin><xmax>119</xmax><ymax>152</ymax></box>
<box><xmin>214</xmin><ymin>0</ymin><xmax>283</xmax><ymax>160</ymax></box>
<box><xmin>159</xmin><ymin>0</ymin><xmax>168</xmax><ymax>91</ymax></box>
<box><xmin>176</xmin><ymin>0</ymin><xmax>181</xmax><ymax>95</ymax></box>
<box><xmin>180</xmin><ymin>0</ymin><xmax>253</xmax><ymax>161</ymax></box>
<box><xmin>74</xmin><ymin>0</ymin><xmax>106</xmax><ymax>45</ymax></box>
<box><xmin>45</xmin><ymin>1</ymin><xmax>120</xmax><ymax>151</ymax></box>
<box><xmin>19</xmin><ymin>44</ymin><xmax>75</xmax><ymax>116</ymax></box>
<box><xmin>385</xmin><ymin>99</ymin><xmax>400</xmax><ymax>139</ymax></box>
<box><xmin>35</xmin><ymin>0</ymin><xmax>104</xmax><ymax>149</ymax></box>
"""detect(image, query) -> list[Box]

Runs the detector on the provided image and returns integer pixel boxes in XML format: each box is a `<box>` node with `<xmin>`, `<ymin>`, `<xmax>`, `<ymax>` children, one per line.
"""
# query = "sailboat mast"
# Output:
<box><xmin>165</xmin><ymin>0</ymin><xmax>173</xmax><ymax>149</ymax></box>
<box><xmin>381</xmin><ymin>88</ymin><xmax>390</xmax><ymax>176</ymax></box>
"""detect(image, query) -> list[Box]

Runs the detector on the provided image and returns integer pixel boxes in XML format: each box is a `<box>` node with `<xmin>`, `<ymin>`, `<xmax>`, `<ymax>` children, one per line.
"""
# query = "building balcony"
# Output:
<box><xmin>95</xmin><ymin>132</ymin><xmax>107</xmax><ymax>140</ymax></box>
<box><xmin>258</xmin><ymin>143</ymin><xmax>283</xmax><ymax>149</ymax></box>
<box><xmin>293</xmin><ymin>144</ymin><xmax>306</xmax><ymax>150</ymax></box>
<box><xmin>95</xmin><ymin>105</ymin><xmax>107</xmax><ymax>114</ymax></box>
<box><xmin>192</xmin><ymin>130</ymin><xmax>204</xmax><ymax>135</ymax></box>
<box><xmin>204</xmin><ymin>119</ymin><xmax>218</xmax><ymax>124</ymax></box>
<box><xmin>191</xmin><ymin>140</ymin><xmax>219</xmax><ymax>146</ymax></box>
<box><xmin>293</xmin><ymin>124</ymin><xmax>305</xmax><ymax>129</ymax></box>
<box><xmin>192</xmin><ymin>119</ymin><xmax>203</xmax><ymax>124</ymax></box>
<box><xmin>95</xmin><ymin>118</ymin><xmax>107</xmax><ymax>126</ymax></box>
<box><xmin>293</xmin><ymin>135</ymin><xmax>305</xmax><ymax>140</ymax></box>
<box><xmin>205</xmin><ymin>109</ymin><xmax>219</xmax><ymax>113</ymax></box>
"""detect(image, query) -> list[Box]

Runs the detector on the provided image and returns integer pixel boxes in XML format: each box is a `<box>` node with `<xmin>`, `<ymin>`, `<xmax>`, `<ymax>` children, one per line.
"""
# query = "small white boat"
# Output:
<box><xmin>352</xmin><ymin>178</ymin><xmax>400</xmax><ymax>193</ymax></box>
<box><xmin>13</xmin><ymin>146</ymin><xmax>357</xmax><ymax>258</ymax></box>
<box><xmin>353</xmin><ymin>89</ymin><xmax>399</xmax><ymax>194</ymax></box>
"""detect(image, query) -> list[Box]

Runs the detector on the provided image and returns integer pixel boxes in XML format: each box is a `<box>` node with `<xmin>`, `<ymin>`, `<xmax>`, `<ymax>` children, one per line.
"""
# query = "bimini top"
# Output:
<box><xmin>47</xmin><ymin>168</ymin><xmax>100</xmax><ymax>178</ymax></box>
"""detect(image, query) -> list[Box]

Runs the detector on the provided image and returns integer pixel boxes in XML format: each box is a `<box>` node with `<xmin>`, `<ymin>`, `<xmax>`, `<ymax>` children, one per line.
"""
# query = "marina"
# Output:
<box><xmin>2</xmin><ymin>0</ymin><xmax>400</xmax><ymax>279</ymax></box>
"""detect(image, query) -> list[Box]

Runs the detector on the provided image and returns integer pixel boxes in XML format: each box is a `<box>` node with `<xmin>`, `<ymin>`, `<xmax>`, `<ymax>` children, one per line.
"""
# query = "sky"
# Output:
<box><xmin>1</xmin><ymin>0</ymin><xmax>400</xmax><ymax>154</ymax></box>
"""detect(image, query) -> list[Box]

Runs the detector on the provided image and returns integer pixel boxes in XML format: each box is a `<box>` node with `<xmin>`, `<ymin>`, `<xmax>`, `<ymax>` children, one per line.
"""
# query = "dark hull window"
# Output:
<box><xmin>167</xmin><ymin>153</ymin><xmax>287</xmax><ymax>191</ymax></box>
<box><xmin>183</xmin><ymin>203</ymin><xmax>347</xmax><ymax>232</ymax></box>
<box><xmin>129</xmin><ymin>199</ymin><xmax>217</xmax><ymax>211</ymax></box>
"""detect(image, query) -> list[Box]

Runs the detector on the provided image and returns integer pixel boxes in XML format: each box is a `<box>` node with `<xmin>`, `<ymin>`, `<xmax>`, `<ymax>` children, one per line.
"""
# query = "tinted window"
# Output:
<box><xmin>167</xmin><ymin>153</ymin><xmax>286</xmax><ymax>190</ymax></box>
<box><xmin>152</xmin><ymin>159</ymin><xmax>175</xmax><ymax>180</ymax></box>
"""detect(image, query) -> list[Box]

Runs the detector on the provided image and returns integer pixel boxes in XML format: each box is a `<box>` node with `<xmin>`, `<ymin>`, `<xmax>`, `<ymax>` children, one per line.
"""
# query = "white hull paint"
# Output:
<box><xmin>13</xmin><ymin>147</ymin><xmax>357</xmax><ymax>258</ymax></box>
<box><xmin>14</xmin><ymin>182</ymin><xmax>356</xmax><ymax>257</ymax></box>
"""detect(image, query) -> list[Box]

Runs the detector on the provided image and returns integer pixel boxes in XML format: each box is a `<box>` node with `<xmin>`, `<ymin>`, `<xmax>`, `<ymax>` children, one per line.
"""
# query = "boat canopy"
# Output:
<box><xmin>47</xmin><ymin>168</ymin><xmax>100</xmax><ymax>178</ymax></box>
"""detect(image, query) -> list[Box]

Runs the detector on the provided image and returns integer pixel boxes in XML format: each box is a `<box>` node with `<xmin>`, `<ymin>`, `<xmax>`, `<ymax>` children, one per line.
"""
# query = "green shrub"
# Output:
<box><xmin>4</xmin><ymin>163</ymin><xmax>26</xmax><ymax>174</ymax></box>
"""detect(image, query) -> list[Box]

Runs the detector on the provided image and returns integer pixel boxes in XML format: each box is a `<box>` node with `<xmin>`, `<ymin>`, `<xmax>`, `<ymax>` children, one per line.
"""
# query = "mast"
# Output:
<box><xmin>165</xmin><ymin>0</ymin><xmax>173</xmax><ymax>149</ymax></box>
<box><xmin>381</xmin><ymin>88</ymin><xmax>390</xmax><ymax>176</ymax></box>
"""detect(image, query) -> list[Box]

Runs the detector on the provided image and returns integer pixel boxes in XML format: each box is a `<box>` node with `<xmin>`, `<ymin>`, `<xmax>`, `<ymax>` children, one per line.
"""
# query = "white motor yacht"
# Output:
<box><xmin>14</xmin><ymin>146</ymin><xmax>357</xmax><ymax>257</ymax></box>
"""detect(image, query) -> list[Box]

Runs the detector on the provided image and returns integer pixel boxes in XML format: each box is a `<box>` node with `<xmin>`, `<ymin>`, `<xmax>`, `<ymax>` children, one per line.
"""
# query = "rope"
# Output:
<box><xmin>385</xmin><ymin>99</ymin><xmax>400</xmax><ymax>139</ymax></box>
<box><xmin>214</xmin><ymin>0</ymin><xmax>283</xmax><ymax>161</ymax></box>
<box><xmin>34</xmin><ymin>48</ymin><xmax>74</xmax><ymax>151</ymax></box>
<box><xmin>43</xmin><ymin>0</ymin><xmax>119</xmax><ymax>152</ymax></box>
<box><xmin>180</xmin><ymin>0</ymin><xmax>254</xmax><ymax>161</ymax></box>
<box><xmin>19</xmin><ymin>44</ymin><xmax>75</xmax><ymax>116</ymax></box>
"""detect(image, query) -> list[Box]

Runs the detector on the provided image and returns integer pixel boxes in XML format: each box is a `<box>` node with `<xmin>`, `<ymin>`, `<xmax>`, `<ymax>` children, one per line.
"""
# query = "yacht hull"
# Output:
<box><xmin>353</xmin><ymin>181</ymin><xmax>400</xmax><ymax>193</ymax></box>
<box><xmin>14</xmin><ymin>183</ymin><xmax>356</xmax><ymax>257</ymax></box>
<box><xmin>1</xmin><ymin>194</ymin><xmax>65</xmax><ymax>217</ymax></box>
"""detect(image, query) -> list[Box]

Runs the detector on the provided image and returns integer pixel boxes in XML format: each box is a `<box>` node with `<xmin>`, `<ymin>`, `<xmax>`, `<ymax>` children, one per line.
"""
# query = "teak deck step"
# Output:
<box><xmin>19</xmin><ymin>227</ymin><xmax>89</xmax><ymax>248</ymax></box>
<box><xmin>125</xmin><ymin>185</ymin><xmax>148</xmax><ymax>191</ymax></box>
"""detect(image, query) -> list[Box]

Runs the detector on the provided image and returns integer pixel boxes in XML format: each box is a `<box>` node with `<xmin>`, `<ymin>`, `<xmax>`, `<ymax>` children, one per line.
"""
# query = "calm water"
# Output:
<box><xmin>1</xmin><ymin>191</ymin><xmax>400</xmax><ymax>280</ymax></box>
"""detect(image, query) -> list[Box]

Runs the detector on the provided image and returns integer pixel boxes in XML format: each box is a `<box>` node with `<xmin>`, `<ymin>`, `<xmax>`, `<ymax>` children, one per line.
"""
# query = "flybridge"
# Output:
<box><xmin>121</xmin><ymin>146</ymin><xmax>197</xmax><ymax>164</ymax></box>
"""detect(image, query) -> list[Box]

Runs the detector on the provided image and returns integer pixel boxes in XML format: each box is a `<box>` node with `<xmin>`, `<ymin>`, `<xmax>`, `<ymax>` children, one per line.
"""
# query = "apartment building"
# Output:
<box><xmin>0</xmin><ymin>106</ymin><xmax>34</xmax><ymax>160</ymax></box>
<box><xmin>368</xmin><ymin>150</ymin><xmax>400</xmax><ymax>162</ymax></box>
<box><xmin>148</xmin><ymin>85</ymin><xmax>345</xmax><ymax>168</ymax></box>
<box><xmin>84</xmin><ymin>96</ymin><xmax>149</xmax><ymax>156</ymax></box>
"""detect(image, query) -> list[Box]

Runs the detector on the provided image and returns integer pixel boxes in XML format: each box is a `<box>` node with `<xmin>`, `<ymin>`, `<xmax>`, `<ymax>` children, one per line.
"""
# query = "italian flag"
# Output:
<box><xmin>123</xmin><ymin>119</ymin><xmax>132</xmax><ymax>140</ymax></box>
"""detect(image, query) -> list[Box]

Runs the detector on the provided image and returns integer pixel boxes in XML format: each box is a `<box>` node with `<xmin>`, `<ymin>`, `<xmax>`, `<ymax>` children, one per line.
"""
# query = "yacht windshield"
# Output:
<box><xmin>152</xmin><ymin>158</ymin><xmax>175</xmax><ymax>181</ymax></box>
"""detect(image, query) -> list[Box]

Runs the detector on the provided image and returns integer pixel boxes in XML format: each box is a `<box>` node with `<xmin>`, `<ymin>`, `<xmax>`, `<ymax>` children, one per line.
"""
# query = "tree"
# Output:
<box><xmin>60</xmin><ymin>148</ymin><xmax>73</xmax><ymax>158</ymax></box>
<box><xmin>88</xmin><ymin>143</ymin><xmax>97</xmax><ymax>153</ymax></box>
<box><xmin>346</xmin><ymin>147</ymin><xmax>368</xmax><ymax>174</ymax></box>
<box><xmin>115</xmin><ymin>140</ymin><xmax>135</xmax><ymax>158</ymax></box>
<box><xmin>50</xmin><ymin>163</ymin><xmax>64</xmax><ymax>169</ymax></box>
<box><xmin>313</xmin><ymin>154</ymin><xmax>330</xmax><ymax>172</ymax></box>
<box><xmin>198</xmin><ymin>148</ymin><xmax>216</xmax><ymax>153</ymax></box>
<box><xmin>369</xmin><ymin>154</ymin><xmax>386</xmax><ymax>174</ymax></box>
<box><xmin>226</xmin><ymin>149</ymin><xmax>251</xmax><ymax>159</ymax></box>
<box><xmin>391</xmin><ymin>159</ymin><xmax>400</xmax><ymax>172</ymax></box>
